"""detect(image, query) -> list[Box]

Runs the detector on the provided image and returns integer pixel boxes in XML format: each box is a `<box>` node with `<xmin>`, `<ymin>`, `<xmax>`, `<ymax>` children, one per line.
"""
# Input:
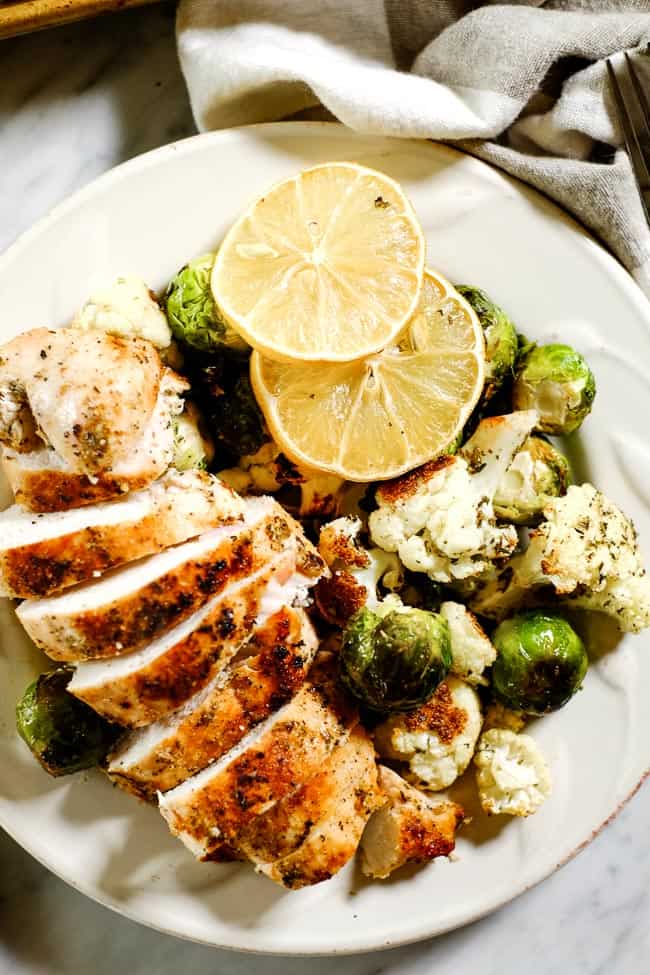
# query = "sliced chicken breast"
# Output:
<box><xmin>0</xmin><ymin>471</ymin><xmax>244</xmax><ymax>598</ymax></box>
<box><xmin>2</xmin><ymin>367</ymin><xmax>187</xmax><ymax>512</ymax></box>
<box><xmin>360</xmin><ymin>766</ymin><xmax>464</xmax><ymax>880</ymax></box>
<box><xmin>158</xmin><ymin>657</ymin><xmax>357</xmax><ymax>860</ymax></box>
<box><xmin>18</xmin><ymin>497</ymin><xmax>321</xmax><ymax>661</ymax></box>
<box><xmin>107</xmin><ymin>606</ymin><xmax>318</xmax><ymax>797</ymax></box>
<box><xmin>0</xmin><ymin>328</ymin><xmax>166</xmax><ymax>470</ymax></box>
<box><xmin>242</xmin><ymin>726</ymin><xmax>380</xmax><ymax>889</ymax></box>
<box><xmin>68</xmin><ymin>558</ymin><xmax>311</xmax><ymax>727</ymax></box>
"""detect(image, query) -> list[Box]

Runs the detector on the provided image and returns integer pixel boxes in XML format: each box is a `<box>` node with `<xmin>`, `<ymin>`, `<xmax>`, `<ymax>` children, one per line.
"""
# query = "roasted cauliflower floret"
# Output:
<box><xmin>298</xmin><ymin>472</ymin><xmax>347</xmax><ymax>519</ymax></box>
<box><xmin>73</xmin><ymin>275</ymin><xmax>172</xmax><ymax>349</ymax></box>
<box><xmin>315</xmin><ymin>516</ymin><xmax>404</xmax><ymax>625</ymax></box>
<box><xmin>471</xmin><ymin>484</ymin><xmax>650</xmax><ymax>633</ymax></box>
<box><xmin>482</xmin><ymin>701</ymin><xmax>526</xmax><ymax>734</ymax></box>
<box><xmin>219</xmin><ymin>441</ymin><xmax>345</xmax><ymax>517</ymax></box>
<box><xmin>320</xmin><ymin>517</ymin><xmax>403</xmax><ymax>593</ymax></box>
<box><xmin>474</xmin><ymin>728</ymin><xmax>551</xmax><ymax>817</ymax></box>
<box><xmin>440</xmin><ymin>601</ymin><xmax>496</xmax><ymax>685</ymax></box>
<box><xmin>218</xmin><ymin>441</ymin><xmax>282</xmax><ymax>494</ymax></box>
<box><xmin>369</xmin><ymin>411</ymin><xmax>537</xmax><ymax>584</ymax></box>
<box><xmin>374</xmin><ymin>677</ymin><xmax>482</xmax><ymax>791</ymax></box>
<box><xmin>319</xmin><ymin>516</ymin><xmax>370</xmax><ymax>569</ymax></box>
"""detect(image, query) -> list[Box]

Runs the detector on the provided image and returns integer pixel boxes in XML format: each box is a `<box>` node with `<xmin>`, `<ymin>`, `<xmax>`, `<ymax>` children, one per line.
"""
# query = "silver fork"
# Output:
<box><xmin>607</xmin><ymin>51</ymin><xmax>650</xmax><ymax>226</ymax></box>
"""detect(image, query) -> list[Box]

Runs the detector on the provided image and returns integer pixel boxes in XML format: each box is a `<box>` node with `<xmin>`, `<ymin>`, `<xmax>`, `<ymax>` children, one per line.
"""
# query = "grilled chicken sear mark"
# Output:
<box><xmin>158</xmin><ymin>655</ymin><xmax>357</xmax><ymax>861</ymax></box>
<box><xmin>0</xmin><ymin>471</ymin><xmax>244</xmax><ymax>598</ymax></box>
<box><xmin>241</xmin><ymin>725</ymin><xmax>381</xmax><ymax>889</ymax></box>
<box><xmin>107</xmin><ymin>606</ymin><xmax>318</xmax><ymax>796</ymax></box>
<box><xmin>67</xmin><ymin>552</ymin><xmax>306</xmax><ymax>726</ymax></box>
<box><xmin>18</xmin><ymin>498</ymin><xmax>323</xmax><ymax>661</ymax></box>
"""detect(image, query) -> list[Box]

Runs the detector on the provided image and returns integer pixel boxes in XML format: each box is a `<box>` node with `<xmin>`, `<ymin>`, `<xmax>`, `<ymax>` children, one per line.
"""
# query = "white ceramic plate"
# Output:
<box><xmin>1</xmin><ymin>123</ymin><xmax>649</xmax><ymax>955</ymax></box>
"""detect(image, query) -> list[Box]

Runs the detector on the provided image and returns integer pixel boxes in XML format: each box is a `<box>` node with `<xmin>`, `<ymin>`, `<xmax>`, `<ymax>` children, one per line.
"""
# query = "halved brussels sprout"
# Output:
<box><xmin>512</xmin><ymin>343</ymin><xmax>595</xmax><ymax>435</ymax></box>
<box><xmin>339</xmin><ymin>607</ymin><xmax>451</xmax><ymax>713</ymax></box>
<box><xmin>456</xmin><ymin>285</ymin><xmax>519</xmax><ymax>403</ymax></box>
<box><xmin>165</xmin><ymin>254</ymin><xmax>248</xmax><ymax>353</ymax></box>
<box><xmin>491</xmin><ymin>611</ymin><xmax>588</xmax><ymax>715</ymax></box>
<box><xmin>494</xmin><ymin>435</ymin><xmax>571</xmax><ymax>525</ymax></box>
<box><xmin>16</xmin><ymin>669</ymin><xmax>121</xmax><ymax>776</ymax></box>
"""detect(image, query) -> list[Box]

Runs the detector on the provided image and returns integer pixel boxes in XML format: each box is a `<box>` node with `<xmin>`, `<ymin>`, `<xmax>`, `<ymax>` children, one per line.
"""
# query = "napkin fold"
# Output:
<box><xmin>177</xmin><ymin>0</ymin><xmax>650</xmax><ymax>295</ymax></box>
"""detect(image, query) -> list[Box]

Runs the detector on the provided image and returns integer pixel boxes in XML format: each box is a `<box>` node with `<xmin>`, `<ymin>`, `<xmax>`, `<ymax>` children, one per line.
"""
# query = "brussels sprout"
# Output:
<box><xmin>172</xmin><ymin>403</ymin><xmax>214</xmax><ymax>472</ymax></box>
<box><xmin>165</xmin><ymin>254</ymin><xmax>248</xmax><ymax>353</ymax></box>
<box><xmin>512</xmin><ymin>343</ymin><xmax>595</xmax><ymax>435</ymax></box>
<box><xmin>182</xmin><ymin>349</ymin><xmax>268</xmax><ymax>461</ymax></box>
<box><xmin>212</xmin><ymin>373</ymin><xmax>268</xmax><ymax>459</ymax></box>
<box><xmin>491</xmin><ymin>611</ymin><xmax>588</xmax><ymax>715</ymax></box>
<box><xmin>16</xmin><ymin>669</ymin><xmax>121</xmax><ymax>776</ymax></box>
<box><xmin>400</xmin><ymin>570</ymin><xmax>444</xmax><ymax>611</ymax></box>
<box><xmin>494</xmin><ymin>435</ymin><xmax>571</xmax><ymax>525</ymax></box>
<box><xmin>515</xmin><ymin>331</ymin><xmax>536</xmax><ymax>367</ymax></box>
<box><xmin>339</xmin><ymin>606</ymin><xmax>452</xmax><ymax>713</ymax></box>
<box><xmin>456</xmin><ymin>286</ymin><xmax>519</xmax><ymax>403</ymax></box>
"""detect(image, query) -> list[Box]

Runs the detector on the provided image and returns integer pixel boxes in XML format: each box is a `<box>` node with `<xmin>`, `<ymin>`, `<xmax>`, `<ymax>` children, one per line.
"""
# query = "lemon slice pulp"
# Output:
<box><xmin>251</xmin><ymin>270</ymin><xmax>486</xmax><ymax>482</ymax></box>
<box><xmin>212</xmin><ymin>163</ymin><xmax>425</xmax><ymax>363</ymax></box>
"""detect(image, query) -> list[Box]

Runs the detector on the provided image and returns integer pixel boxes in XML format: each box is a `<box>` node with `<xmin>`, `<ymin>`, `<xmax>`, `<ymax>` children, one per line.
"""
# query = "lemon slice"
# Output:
<box><xmin>212</xmin><ymin>163</ymin><xmax>425</xmax><ymax>363</ymax></box>
<box><xmin>251</xmin><ymin>270</ymin><xmax>486</xmax><ymax>482</ymax></box>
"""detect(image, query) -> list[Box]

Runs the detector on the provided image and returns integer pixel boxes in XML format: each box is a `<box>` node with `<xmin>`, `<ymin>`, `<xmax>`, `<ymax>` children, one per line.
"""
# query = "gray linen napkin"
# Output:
<box><xmin>177</xmin><ymin>0</ymin><xmax>650</xmax><ymax>295</ymax></box>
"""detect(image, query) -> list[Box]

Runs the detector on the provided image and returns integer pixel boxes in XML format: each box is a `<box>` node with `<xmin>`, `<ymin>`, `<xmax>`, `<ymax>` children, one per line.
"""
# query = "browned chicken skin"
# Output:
<box><xmin>0</xmin><ymin>470</ymin><xmax>244</xmax><ymax>599</ymax></box>
<box><xmin>17</xmin><ymin>498</ymin><xmax>319</xmax><ymax>661</ymax></box>
<box><xmin>107</xmin><ymin>606</ymin><xmax>318</xmax><ymax>796</ymax></box>
<box><xmin>68</xmin><ymin>552</ymin><xmax>299</xmax><ymax>726</ymax></box>
<box><xmin>241</xmin><ymin>725</ymin><xmax>381</xmax><ymax>888</ymax></box>
<box><xmin>158</xmin><ymin>656</ymin><xmax>358</xmax><ymax>860</ymax></box>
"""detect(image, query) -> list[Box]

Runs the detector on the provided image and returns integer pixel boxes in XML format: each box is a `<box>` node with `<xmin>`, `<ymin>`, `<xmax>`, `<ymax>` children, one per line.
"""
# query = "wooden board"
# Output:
<box><xmin>0</xmin><ymin>0</ymin><xmax>159</xmax><ymax>39</ymax></box>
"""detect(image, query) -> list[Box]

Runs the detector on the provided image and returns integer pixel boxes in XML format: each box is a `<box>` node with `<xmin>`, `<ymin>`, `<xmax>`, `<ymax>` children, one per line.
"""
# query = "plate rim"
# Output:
<box><xmin>2</xmin><ymin>121</ymin><xmax>650</xmax><ymax>321</ymax></box>
<box><xmin>1</xmin><ymin>120</ymin><xmax>649</xmax><ymax>955</ymax></box>
<box><xmin>2</xmin><ymin>767</ymin><xmax>648</xmax><ymax>957</ymax></box>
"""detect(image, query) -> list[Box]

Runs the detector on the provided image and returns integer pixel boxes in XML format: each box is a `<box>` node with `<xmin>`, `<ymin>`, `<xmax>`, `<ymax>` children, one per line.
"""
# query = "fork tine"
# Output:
<box><xmin>607</xmin><ymin>58</ymin><xmax>650</xmax><ymax>224</ymax></box>
<box><xmin>606</xmin><ymin>59</ymin><xmax>648</xmax><ymax>180</ymax></box>
<box><xmin>624</xmin><ymin>53</ymin><xmax>650</xmax><ymax>137</ymax></box>
<box><xmin>623</xmin><ymin>52</ymin><xmax>650</xmax><ymax>168</ymax></box>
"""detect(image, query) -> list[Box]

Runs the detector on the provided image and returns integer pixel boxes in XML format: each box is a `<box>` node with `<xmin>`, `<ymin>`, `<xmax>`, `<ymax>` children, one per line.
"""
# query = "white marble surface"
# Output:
<box><xmin>0</xmin><ymin>8</ymin><xmax>649</xmax><ymax>972</ymax></box>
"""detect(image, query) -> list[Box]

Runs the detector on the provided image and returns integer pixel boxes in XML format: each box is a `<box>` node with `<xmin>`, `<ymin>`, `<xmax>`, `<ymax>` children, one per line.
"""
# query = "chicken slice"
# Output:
<box><xmin>360</xmin><ymin>766</ymin><xmax>464</xmax><ymax>880</ymax></box>
<box><xmin>0</xmin><ymin>471</ymin><xmax>244</xmax><ymax>598</ymax></box>
<box><xmin>240</xmin><ymin>726</ymin><xmax>381</xmax><ymax>889</ymax></box>
<box><xmin>0</xmin><ymin>327</ymin><xmax>167</xmax><ymax>470</ymax></box>
<box><xmin>67</xmin><ymin>522</ymin><xmax>324</xmax><ymax>728</ymax></box>
<box><xmin>158</xmin><ymin>656</ymin><xmax>357</xmax><ymax>860</ymax></box>
<box><xmin>107</xmin><ymin>606</ymin><xmax>318</xmax><ymax>797</ymax></box>
<box><xmin>1</xmin><ymin>367</ymin><xmax>187</xmax><ymax>512</ymax></box>
<box><xmin>18</xmin><ymin>497</ymin><xmax>323</xmax><ymax>661</ymax></box>
<box><xmin>68</xmin><ymin>553</ymin><xmax>307</xmax><ymax>726</ymax></box>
